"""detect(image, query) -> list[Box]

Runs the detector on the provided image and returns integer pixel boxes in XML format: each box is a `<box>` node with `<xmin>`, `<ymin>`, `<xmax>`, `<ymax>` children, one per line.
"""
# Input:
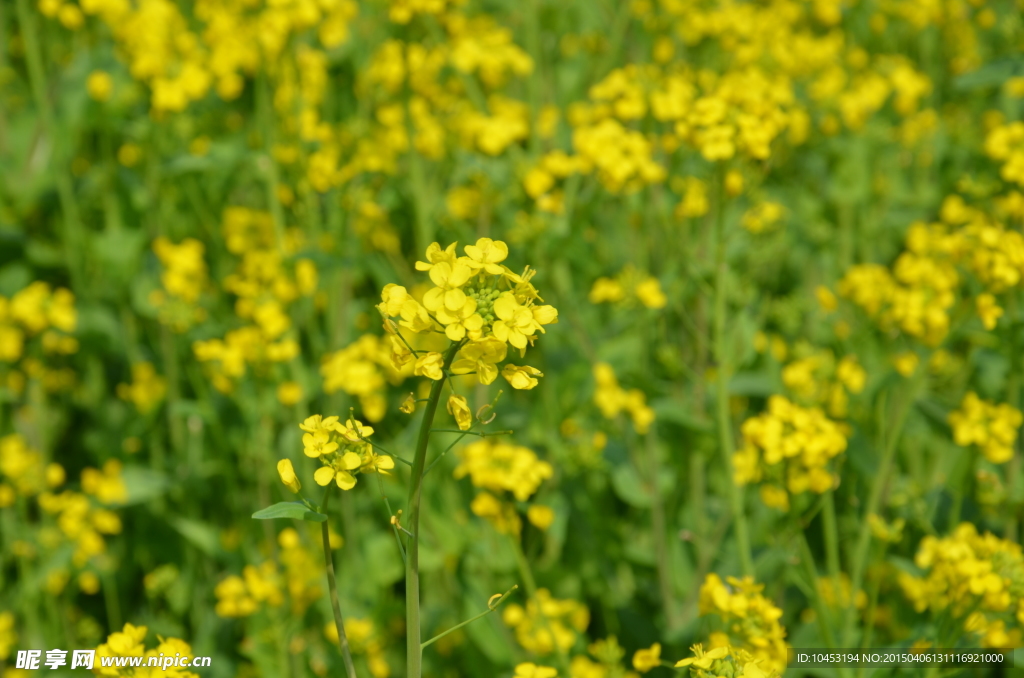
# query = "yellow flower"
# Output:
<box><xmin>415</xmin><ymin>242</ymin><xmax>459</xmax><ymax>272</ymax></box>
<box><xmin>502</xmin><ymin>364</ymin><xmax>543</xmax><ymax>390</ymax></box>
<box><xmin>527</xmin><ymin>505</ymin><xmax>555</xmax><ymax>530</ymax></box>
<box><xmin>303</xmin><ymin>430</ymin><xmax>339</xmax><ymax>459</ymax></box>
<box><xmin>87</xmin><ymin>70</ymin><xmax>113</xmax><ymax>102</ymax></box>
<box><xmin>815</xmin><ymin>285</ymin><xmax>838</xmax><ymax>311</ymax></box>
<box><xmin>675</xmin><ymin>644</ymin><xmax>729</xmax><ymax>669</ymax></box>
<box><xmin>414</xmin><ymin>352</ymin><xmax>445</xmax><ymax>380</ymax></box>
<box><xmin>513</xmin><ymin>662</ymin><xmax>558</xmax><ymax>678</ymax></box>
<box><xmin>976</xmin><ymin>293</ymin><xmax>1003</xmax><ymax>330</ymax></box>
<box><xmin>635</xmin><ymin>278</ymin><xmax>667</xmax><ymax>309</ymax></box>
<box><xmin>400</xmin><ymin>393</ymin><xmax>417</xmax><ymax>414</ymax></box>
<box><xmin>314</xmin><ymin>452</ymin><xmax>362</xmax><ymax>490</ymax></box>
<box><xmin>277</xmin><ymin>381</ymin><xmax>303</xmax><ymax>406</ymax></box>
<box><xmin>633</xmin><ymin>643</ymin><xmax>661</xmax><ymax>672</ymax></box>
<box><xmin>892</xmin><ymin>352</ymin><xmax>919</xmax><ymax>377</ymax></box>
<box><xmin>436</xmin><ymin>298</ymin><xmax>484</xmax><ymax>341</ymax></box>
<box><xmin>360</xmin><ymin>450</ymin><xmax>395</xmax><ymax>475</ymax></box>
<box><xmin>492</xmin><ymin>293</ymin><xmax>545</xmax><ymax>349</ymax></box>
<box><xmin>377</xmin><ymin>284</ymin><xmax>411</xmax><ymax>317</ymax></box>
<box><xmin>277</xmin><ymin>459</ymin><xmax>301</xmax><ymax>493</ymax></box>
<box><xmin>300</xmin><ymin>415</ymin><xmax>341</xmax><ymax>434</ymax></box>
<box><xmin>464</xmin><ymin>237</ymin><xmax>510</xmax><ymax>275</ymax></box>
<box><xmin>447</xmin><ymin>394</ymin><xmax>473</xmax><ymax>431</ymax></box>
<box><xmin>451</xmin><ymin>337</ymin><xmax>507</xmax><ymax>385</ymax></box>
<box><xmin>423</xmin><ymin>260</ymin><xmax>474</xmax><ymax>312</ymax></box>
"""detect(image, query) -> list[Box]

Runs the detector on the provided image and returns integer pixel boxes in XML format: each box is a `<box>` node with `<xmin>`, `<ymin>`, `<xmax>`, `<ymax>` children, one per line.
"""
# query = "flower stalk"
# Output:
<box><xmin>321</xmin><ymin>486</ymin><xmax>359</xmax><ymax>678</ymax></box>
<box><xmin>405</xmin><ymin>342</ymin><xmax>462</xmax><ymax>678</ymax></box>
<box><xmin>712</xmin><ymin>167</ymin><xmax>754</xmax><ymax>577</ymax></box>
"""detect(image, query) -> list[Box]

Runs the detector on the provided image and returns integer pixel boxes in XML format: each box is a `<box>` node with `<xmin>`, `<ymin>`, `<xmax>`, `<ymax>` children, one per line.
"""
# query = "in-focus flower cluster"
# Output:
<box><xmin>503</xmin><ymin>589</ymin><xmax>589</xmax><ymax>655</ymax></box>
<box><xmin>696</xmin><ymin>574</ymin><xmax>788</xmax><ymax>674</ymax></box>
<box><xmin>899</xmin><ymin>523</ymin><xmax>1024</xmax><ymax>647</ymax></box>
<box><xmin>285</xmin><ymin>415</ymin><xmax>394</xmax><ymax>492</ymax></box>
<box><xmin>732</xmin><ymin>395</ymin><xmax>848</xmax><ymax>511</ymax></box>
<box><xmin>948</xmin><ymin>392</ymin><xmax>1023</xmax><ymax>465</ymax></box>
<box><xmin>376</xmin><ymin>238</ymin><xmax>557</xmax><ymax>387</ymax></box>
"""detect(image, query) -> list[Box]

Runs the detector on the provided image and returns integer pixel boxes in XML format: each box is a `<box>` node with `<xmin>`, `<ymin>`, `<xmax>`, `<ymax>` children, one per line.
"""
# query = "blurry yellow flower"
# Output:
<box><xmin>400</xmin><ymin>393</ymin><xmax>417</xmax><ymax>414</ymax></box>
<box><xmin>277</xmin><ymin>381</ymin><xmax>303</xmax><ymax>406</ymax></box>
<box><xmin>277</xmin><ymin>459</ymin><xmax>301</xmax><ymax>494</ymax></box>
<box><xmin>514</xmin><ymin>663</ymin><xmax>557</xmax><ymax>678</ymax></box>
<box><xmin>526</xmin><ymin>505</ymin><xmax>555</xmax><ymax>530</ymax></box>
<box><xmin>725</xmin><ymin>169</ymin><xmax>745</xmax><ymax>196</ymax></box>
<box><xmin>635</xmin><ymin>278</ymin><xmax>667</xmax><ymax>309</ymax></box>
<box><xmin>815</xmin><ymin>286</ymin><xmax>838</xmax><ymax>311</ymax></box>
<box><xmin>892</xmin><ymin>352</ymin><xmax>919</xmax><ymax>377</ymax></box>
<box><xmin>976</xmin><ymin>294</ymin><xmax>1003</xmax><ymax>330</ymax></box>
<box><xmin>633</xmin><ymin>643</ymin><xmax>661</xmax><ymax>672</ymax></box>
<box><xmin>87</xmin><ymin>71</ymin><xmax>113</xmax><ymax>102</ymax></box>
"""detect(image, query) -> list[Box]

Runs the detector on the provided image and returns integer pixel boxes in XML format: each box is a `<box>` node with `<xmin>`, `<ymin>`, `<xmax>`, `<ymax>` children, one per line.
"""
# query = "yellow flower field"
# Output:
<box><xmin>1</xmin><ymin>0</ymin><xmax>1024</xmax><ymax>676</ymax></box>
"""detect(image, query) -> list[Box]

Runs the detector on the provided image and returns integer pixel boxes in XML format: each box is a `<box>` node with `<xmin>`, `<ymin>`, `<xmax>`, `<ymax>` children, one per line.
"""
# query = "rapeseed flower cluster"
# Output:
<box><xmin>214</xmin><ymin>562</ymin><xmax>283</xmax><ymax>618</ymax></box>
<box><xmin>116</xmin><ymin>362</ymin><xmax>168</xmax><ymax>414</ymax></box>
<box><xmin>376</xmin><ymin>238</ymin><xmax>556</xmax><ymax>381</ymax></box>
<box><xmin>674</xmin><ymin>643</ymin><xmax>779</xmax><ymax>678</ymax></box>
<box><xmin>320</xmin><ymin>334</ymin><xmax>411</xmax><ymax>423</ymax></box>
<box><xmin>192</xmin><ymin>208</ymin><xmax>317</xmax><ymax>393</ymax></box>
<box><xmin>95</xmin><ymin>623</ymin><xmax>200</xmax><ymax>677</ymax></box>
<box><xmin>454</xmin><ymin>439</ymin><xmax>553</xmax><ymax>535</ymax></box>
<box><xmin>589</xmin><ymin>266</ymin><xmax>667</xmax><ymax>310</ymax></box>
<box><xmin>948</xmin><ymin>392</ymin><xmax>1023</xmax><ymax>465</ymax></box>
<box><xmin>899</xmin><ymin>523</ymin><xmax>1024</xmax><ymax>648</ymax></box>
<box><xmin>696</xmin><ymin>574</ymin><xmax>788</xmax><ymax>674</ymax></box>
<box><xmin>0</xmin><ymin>282</ymin><xmax>78</xmax><ymax>395</ymax></box>
<box><xmin>151</xmin><ymin>237</ymin><xmax>209</xmax><ymax>332</ymax></box>
<box><xmin>733</xmin><ymin>396</ymin><xmax>848</xmax><ymax>511</ymax></box>
<box><xmin>780</xmin><ymin>349</ymin><xmax>866</xmax><ymax>419</ymax></box>
<box><xmin>593</xmin><ymin>363</ymin><xmax>656</xmax><ymax>435</ymax></box>
<box><xmin>503</xmin><ymin>589</ymin><xmax>590</xmax><ymax>655</ymax></box>
<box><xmin>287</xmin><ymin>415</ymin><xmax>394</xmax><ymax>491</ymax></box>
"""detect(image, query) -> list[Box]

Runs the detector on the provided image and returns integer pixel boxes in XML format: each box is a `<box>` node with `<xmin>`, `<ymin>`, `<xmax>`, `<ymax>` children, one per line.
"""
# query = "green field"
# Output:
<box><xmin>2</xmin><ymin>0</ymin><xmax>1024</xmax><ymax>676</ymax></box>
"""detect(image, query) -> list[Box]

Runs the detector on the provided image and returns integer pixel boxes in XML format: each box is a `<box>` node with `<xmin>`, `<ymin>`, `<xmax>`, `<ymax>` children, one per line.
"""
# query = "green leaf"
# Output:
<box><xmin>251</xmin><ymin>502</ymin><xmax>327</xmax><ymax>523</ymax></box>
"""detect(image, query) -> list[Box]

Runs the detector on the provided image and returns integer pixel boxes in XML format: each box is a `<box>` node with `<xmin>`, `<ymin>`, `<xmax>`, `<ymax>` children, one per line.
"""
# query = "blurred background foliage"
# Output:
<box><xmin>2</xmin><ymin>0</ymin><xmax>1024</xmax><ymax>675</ymax></box>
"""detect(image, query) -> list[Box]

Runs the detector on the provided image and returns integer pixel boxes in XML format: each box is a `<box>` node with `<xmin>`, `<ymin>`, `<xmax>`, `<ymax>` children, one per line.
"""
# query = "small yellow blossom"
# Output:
<box><xmin>447</xmin><ymin>394</ymin><xmax>473</xmax><ymax>431</ymax></box>
<box><xmin>277</xmin><ymin>459</ymin><xmax>301</xmax><ymax>494</ymax></box>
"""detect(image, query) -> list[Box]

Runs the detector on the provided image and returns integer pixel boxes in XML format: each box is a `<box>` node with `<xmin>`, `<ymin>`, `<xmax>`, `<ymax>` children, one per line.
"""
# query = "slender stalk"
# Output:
<box><xmin>712</xmin><ymin>167</ymin><xmax>753</xmax><ymax>577</ymax></box>
<box><xmin>15</xmin><ymin>0</ymin><xmax>86</xmax><ymax>292</ymax></box>
<box><xmin>321</xmin><ymin>487</ymin><xmax>358</xmax><ymax>678</ymax></box>
<box><xmin>822</xmin><ymin>489</ymin><xmax>842</xmax><ymax>588</ymax></box>
<box><xmin>420</xmin><ymin>585</ymin><xmax>518</xmax><ymax>650</ymax></box>
<box><xmin>406</xmin><ymin>343</ymin><xmax>461</xmax><ymax>678</ymax></box>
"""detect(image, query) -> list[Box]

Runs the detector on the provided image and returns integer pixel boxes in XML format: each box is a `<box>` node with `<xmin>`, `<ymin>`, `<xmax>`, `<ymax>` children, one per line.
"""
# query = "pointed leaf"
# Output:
<box><xmin>252</xmin><ymin>502</ymin><xmax>327</xmax><ymax>522</ymax></box>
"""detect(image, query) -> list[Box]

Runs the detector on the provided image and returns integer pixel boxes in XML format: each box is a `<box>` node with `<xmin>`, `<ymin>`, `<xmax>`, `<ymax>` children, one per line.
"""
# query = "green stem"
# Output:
<box><xmin>15</xmin><ymin>0</ymin><xmax>86</xmax><ymax>292</ymax></box>
<box><xmin>406</xmin><ymin>343</ymin><xmax>461</xmax><ymax>678</ymax></box>
<box><xmin>321</xmin><ymin>487</ymin><xmax>358</xmax><ymax>678</ymax></box>
<box><xmin>822</xmin><ymin>489</ymin><xmax>842</xmax><ymax>587</ymax></box>
<box><xmin>420</xmin><ymin>585</ymin><xmax>518</xmax><ymax>650</ymax></box>
<box><xmin>712</xmin><ymin>167</ymin><xmax>753</xmax><ymax>577</ymax></box>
